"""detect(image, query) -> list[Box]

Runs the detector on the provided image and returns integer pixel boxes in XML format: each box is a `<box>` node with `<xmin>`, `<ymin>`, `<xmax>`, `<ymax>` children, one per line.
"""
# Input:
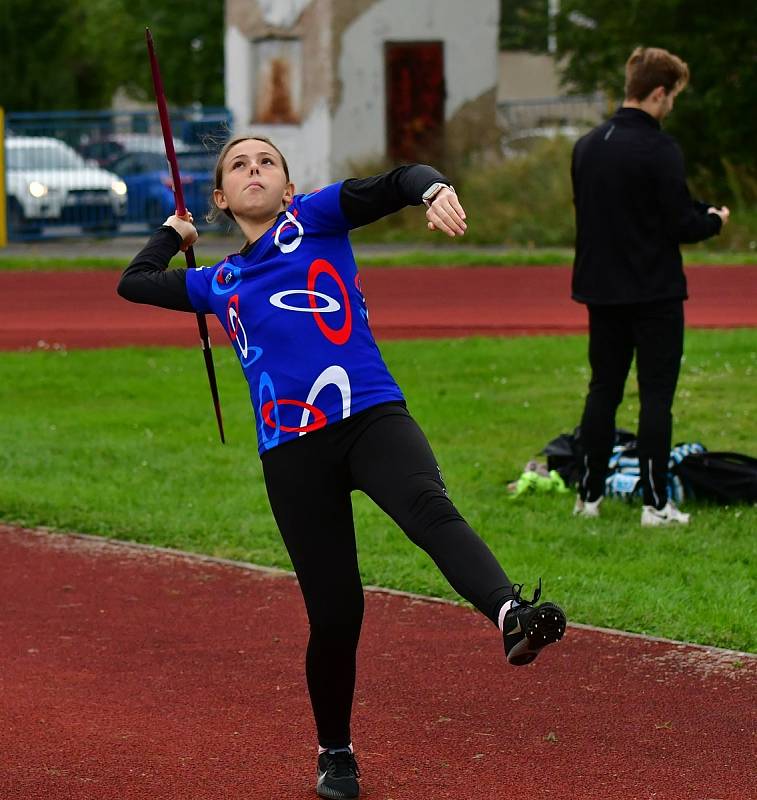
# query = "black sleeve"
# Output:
<box><xmin>570</xmin><ymin>142</ymin><xmax>578</xmax><ymax>207</ymax></box>
<box><xmin>117</xmin><ymin>227</ymin><xmax>195</xmax><ymax>312</ymax></box>
<box><xmin>693</xmin><ymin>199</ymin><xmax>719</xmax><ymax>215</ymax></box>
<box><xmin>657</xmin><ymin>141</ymin><xmax>722</xmax><ymax>244</ymax></box>
<box><xmin>339</xmin><ymin>164</ymin><xmax>451</xmax><ymax>228</ymax></box>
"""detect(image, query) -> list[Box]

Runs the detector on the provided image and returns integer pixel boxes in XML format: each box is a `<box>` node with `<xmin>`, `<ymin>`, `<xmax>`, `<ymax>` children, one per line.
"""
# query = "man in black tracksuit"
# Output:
<box><xmin>571</xmin><ymin>46</ymin><xmax>729</xmax><ymax>526</ymax></box>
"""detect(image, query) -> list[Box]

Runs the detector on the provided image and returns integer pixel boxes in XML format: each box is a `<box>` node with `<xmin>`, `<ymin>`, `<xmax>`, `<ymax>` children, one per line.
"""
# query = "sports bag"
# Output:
<box><xmin>603</xmin><ymin>441</ymin><xmax>705</xmax><ymax>504</ymax></box>
<box><xmin>542</xmin><ymin>427</ymin><xmax>635</xmax><ymax>487</ymax></box>
<box><xmin>673</xmin><ymin>451</ymin><xmax>757</xmax><ymax>504</ymax></box>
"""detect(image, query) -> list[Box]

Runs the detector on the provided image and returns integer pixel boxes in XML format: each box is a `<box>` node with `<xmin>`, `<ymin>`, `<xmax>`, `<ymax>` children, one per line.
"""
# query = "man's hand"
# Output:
<box><xmin>707</xmin><ymin>205</ymin><xmax>730</xmax><ymax>226</ymax></box>
<box><xmin>163</xmin><ymin>212</ymin><xmax>199</xmax><ymax>251</ymax></box>
<box><xmin>426</xmin><ymin>188</ymin><xmax>467</xmax><ymax>238</ymax></box>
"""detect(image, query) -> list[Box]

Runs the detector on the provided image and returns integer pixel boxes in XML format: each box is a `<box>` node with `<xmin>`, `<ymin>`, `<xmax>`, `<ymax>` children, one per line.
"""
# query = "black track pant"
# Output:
<box><xmin>261</xmin><ymin>402</ymin><xmax>513</xmax><ymax>749</ymax></box>
<box><xmin>578</xmin><ymin>300</ymin><xmax>684</xmax><ymax>507</ymax></box>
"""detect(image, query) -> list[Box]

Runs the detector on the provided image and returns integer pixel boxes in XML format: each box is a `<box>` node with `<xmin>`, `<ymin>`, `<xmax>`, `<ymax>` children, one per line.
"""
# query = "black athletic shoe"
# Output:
<box><xmin>316</xmin><ymin>748</ymin><xmax>360</xmax><ymax>799</ymax></box>
<box><xmin>503</xmin><ymin>579</ymin><xmax>566</xmax><ymax>666</ymax></box>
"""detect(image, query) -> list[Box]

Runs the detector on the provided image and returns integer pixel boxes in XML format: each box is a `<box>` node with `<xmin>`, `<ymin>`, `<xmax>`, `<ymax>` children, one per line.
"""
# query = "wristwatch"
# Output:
<box><xmin>422</xmin><ymin>182</ymin><xmax>453</xmax><ymax>207</ymax></box>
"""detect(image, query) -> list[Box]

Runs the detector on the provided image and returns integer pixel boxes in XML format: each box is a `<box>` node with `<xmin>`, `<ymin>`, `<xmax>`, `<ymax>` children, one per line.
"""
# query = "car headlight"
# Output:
<box><xmin>111</xmin><ymin>180</ymin><xmax>127</xmax><ymax>196</ymax></box>
<box><xmin>28</xmin><ymin>181</ymin><xmax>48</xmax><ymax>198</ymax></box>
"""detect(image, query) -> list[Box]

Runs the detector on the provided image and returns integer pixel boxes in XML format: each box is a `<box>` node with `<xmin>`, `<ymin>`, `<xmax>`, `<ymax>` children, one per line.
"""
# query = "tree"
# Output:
<box><xmin>0</xmin><ymin>0</ymin><xmax>223</xmax><ymax>111</ymax></box>
<box><xmin>117</xmin><ymin>1</ymin><xmax>224</xmax><ymax>107</ymax></box>
<box><xmin>554</xmin><ymin>0</ymin><xmax>757</xmax><ymax>185</ymax></box>
<box><xmin>0</xmin><ymin>0</ymin><xmax>127</xmax><ymax>110</ymax></box>
<box><xmin>499</xmin><ymin>0</ymin><xmax>550</xmax><ymax>52</ymax></box>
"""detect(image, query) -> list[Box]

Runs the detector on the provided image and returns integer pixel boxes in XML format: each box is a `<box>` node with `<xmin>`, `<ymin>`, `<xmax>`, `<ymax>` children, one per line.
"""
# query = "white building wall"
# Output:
<box><xmin>498</xmin><ymin>52</ymin><xmax>562</xmax><ymax>102</ymax></box>
<box><xmin>224</xmin><ymin>0</ymin><xmax>497</xmax><ymax>186</ymax></box>
<box><xmin>332</xmin><ymin>0</ymin><xmax>498</xmax><ymax>172</ymax></box>
<box><xmin>225</xmin><ymin>24</ymin><xmax>252</xmax><ymax>132</ymax></box>
<box><xmin>244</xmin><ymin>99</ymin><xmax>332</xmax><ymax>193</ymax></box>
<box><xmin>224</xmin><ymin>19</ymin><xmax>331</xmax><ymax>192</ymax></box>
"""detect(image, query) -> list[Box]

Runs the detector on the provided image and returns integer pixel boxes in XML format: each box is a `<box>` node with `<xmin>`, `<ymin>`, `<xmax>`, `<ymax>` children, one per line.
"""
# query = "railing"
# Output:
<box><xmin>3</xmin><ymin>107</ymin><xmax>232</xmax><ymax>240</ymax></box>
<box><xmin>497</xmin><ymin>93</ymin><xmax>608</xmax><ymax>131</ymax></box>
<box><xmin>495</xmin><ymin>93</ymin><xmax>609</xmax><ymax>157</ymax></box>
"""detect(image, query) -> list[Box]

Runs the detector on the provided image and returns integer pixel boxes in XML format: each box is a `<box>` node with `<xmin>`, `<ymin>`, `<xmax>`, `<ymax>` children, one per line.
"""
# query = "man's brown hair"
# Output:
<box><xmin>624</xmin><ymin>46</ymin><xmax>689</xmax><ymax>101</ymax></box>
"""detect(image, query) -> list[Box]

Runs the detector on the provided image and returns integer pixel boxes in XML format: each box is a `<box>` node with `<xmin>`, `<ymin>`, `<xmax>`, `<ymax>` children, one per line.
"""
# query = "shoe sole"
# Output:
<box><xmin>316</xmin><ymin>778</ymin><xmax>359</xmax><ymax>800</ymax></box>
<box><xmin>507</xmin><ymin>603</ymin><xmax>567</xmax><ymax>666</ymax></box>
<box><xmin>317</xmin><ymin>785</ymin><xmax>359</xmax><ymax>800</ymax></box>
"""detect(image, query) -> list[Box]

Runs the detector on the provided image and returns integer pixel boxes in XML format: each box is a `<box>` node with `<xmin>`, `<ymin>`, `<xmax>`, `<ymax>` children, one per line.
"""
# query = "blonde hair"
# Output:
<box><xmin>206</xmin><ymin>135</ymin><xmax>290</xmax><ymax>224</ymax></box>
<box><xmin>624</xmin><ymin>46</ymin><xmax>689</xmax><ymax>102</ymax></box>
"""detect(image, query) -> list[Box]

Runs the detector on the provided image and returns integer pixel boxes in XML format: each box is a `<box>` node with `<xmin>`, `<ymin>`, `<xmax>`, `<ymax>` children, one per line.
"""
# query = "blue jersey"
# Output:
<box><xmin>185</xmin><ymin>182</ymin><xmax>405</xmax><ymax>455</ymax></box>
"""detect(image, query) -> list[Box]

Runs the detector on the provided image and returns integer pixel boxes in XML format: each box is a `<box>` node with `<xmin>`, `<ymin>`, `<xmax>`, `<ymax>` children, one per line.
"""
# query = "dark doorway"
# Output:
<box><xmin>385</xmin><ymin>42</ymin><xmax>445</xmax><ymax>163</ymax></box>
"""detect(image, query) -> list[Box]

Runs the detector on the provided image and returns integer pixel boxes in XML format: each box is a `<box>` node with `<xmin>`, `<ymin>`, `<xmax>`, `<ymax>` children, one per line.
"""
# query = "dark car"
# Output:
<box><xmin>77</xmin><ymin>134</ymin><xmax>191</xmax><ymax>170</ymax></box>
<box><xmin>108</xmin><ymin>149</ymin><xmax>216</xmax><ymax>227</ymax></box>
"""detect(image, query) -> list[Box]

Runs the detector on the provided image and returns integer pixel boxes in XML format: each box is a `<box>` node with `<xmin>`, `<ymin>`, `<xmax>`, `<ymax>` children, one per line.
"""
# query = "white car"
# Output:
<box><xmin>5</xmin><ymin>135</ymin><xmax>128</xmax><ymax>232</ymax></box>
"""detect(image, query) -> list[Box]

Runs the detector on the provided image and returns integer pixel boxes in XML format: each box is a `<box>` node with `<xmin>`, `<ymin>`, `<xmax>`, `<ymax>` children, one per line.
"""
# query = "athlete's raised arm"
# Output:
<box><xmin>117</xmin><ymin>217</ymin><xmax>196</xmax><ymax>312</ymax></box>
<box><xmin>340</xmin><ymin>164</ymin><xmax>466</xmax><ymax>237</ymax></box>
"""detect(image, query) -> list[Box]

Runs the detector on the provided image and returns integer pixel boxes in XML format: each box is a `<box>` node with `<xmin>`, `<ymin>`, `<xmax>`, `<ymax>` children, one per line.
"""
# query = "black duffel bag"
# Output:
<box><xmin>674</xmin><ymin>451</ymin><xmax>757</xmax><ymax>504</ymax></box>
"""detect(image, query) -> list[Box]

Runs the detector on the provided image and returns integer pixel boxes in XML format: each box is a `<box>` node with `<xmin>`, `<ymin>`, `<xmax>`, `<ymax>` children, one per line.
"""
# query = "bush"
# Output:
<box><xmin>349</xmin><ymin>138</ymin><xmax>576</xmax><ymax>247</ymax></box>
<box><xmin>347</xmin><ymin>139</ymin><xmax>757</xmax><ymax>250</ymax></box>
<box><xmin>689</xmin><ymin>162</ymin><xmax>757</xmax><ymax>252</ymax></box>
<box><xmin>457</xmin><ymin>138</ymin><xmax>576</xmax><ymax>246</ymax></box>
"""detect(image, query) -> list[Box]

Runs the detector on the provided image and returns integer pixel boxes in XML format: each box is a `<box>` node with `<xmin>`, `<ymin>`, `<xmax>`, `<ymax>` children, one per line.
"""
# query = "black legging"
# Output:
<box><xmin>261</xmin><ymin>402</ymin><xmax>513</xmax><ymax>749</ymax></box>
<box><xmin>579</xmin><ymin>300</ymin><xmax>684</xmax><ymax>507</ymax></box>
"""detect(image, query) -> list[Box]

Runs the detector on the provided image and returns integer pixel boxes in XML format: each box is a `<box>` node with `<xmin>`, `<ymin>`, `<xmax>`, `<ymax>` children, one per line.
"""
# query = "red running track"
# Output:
<box><xmin>1</xmin><ymin>525</ymin><xmax>755</xmax><ymax>800</ymax></box>
<box><xmin>1</xmin><ymin>267</ymin><xmax>755</xmax><ymax>799</ymax></box>
<box><xmin>0</xmin><ymin>265</ymin><xmax>755</xmax><ymax>350</ymax></box>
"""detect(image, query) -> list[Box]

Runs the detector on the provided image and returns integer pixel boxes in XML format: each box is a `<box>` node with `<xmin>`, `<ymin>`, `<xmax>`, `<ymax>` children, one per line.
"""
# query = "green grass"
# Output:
<box><xmin>0</xmin><ymin>330</ymin><xmax>754</xmax><ymax>651</ymax></box>
<box><xmin>0</xmin><ymin>256</ymin><xmax>127</xmax><ymax>271</ymax></box>
<box><xmin>0</xmin><ymin>247</ymin><xmax>755</xmax><ymax>272</ymax></box>
<box><xmin>0</xmin><ymin>250</ymin><xmax>575</xmax><ymax>272</ymax></box>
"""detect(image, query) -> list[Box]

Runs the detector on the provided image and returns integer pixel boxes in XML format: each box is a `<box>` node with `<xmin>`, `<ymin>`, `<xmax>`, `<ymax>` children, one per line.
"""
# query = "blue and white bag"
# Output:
<box><xmin>604</xmin><ymin>442</ymin><xmax>706</xmax><ymax>503</ymax></box>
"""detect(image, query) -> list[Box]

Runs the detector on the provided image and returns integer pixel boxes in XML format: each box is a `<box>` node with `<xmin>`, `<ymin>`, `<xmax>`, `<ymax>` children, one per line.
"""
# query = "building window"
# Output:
<box><xmin>250</xmin><ymin>38</ymin><xmax>302</xmax><ymax>124</ymax></box>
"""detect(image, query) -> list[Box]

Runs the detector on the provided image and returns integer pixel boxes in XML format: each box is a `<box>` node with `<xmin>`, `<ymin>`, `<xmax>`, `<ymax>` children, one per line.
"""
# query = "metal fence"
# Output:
<box><xmin>3</xmin><ymin>107</ymin><xmax>232</xmax><ymax>240</ymax></box>
<box><xmin>496</xmin><ymin>93</ymin><xmax>609</xmax><ymax>156</ymax></box>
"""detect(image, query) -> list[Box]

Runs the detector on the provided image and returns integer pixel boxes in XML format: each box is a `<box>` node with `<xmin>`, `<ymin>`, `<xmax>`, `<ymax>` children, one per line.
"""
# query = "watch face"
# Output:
<box><xmin>423</xmin><ymin>183</ymin><xmax>444</xmax><ymax>202</ymax></box>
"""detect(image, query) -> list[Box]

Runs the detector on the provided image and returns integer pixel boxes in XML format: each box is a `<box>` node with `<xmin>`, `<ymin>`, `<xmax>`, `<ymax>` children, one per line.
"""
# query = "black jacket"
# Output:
<box><xmin>571</xmin><ymin>107</ymin><xmax>721</xmax><ymax>305</ymax></box>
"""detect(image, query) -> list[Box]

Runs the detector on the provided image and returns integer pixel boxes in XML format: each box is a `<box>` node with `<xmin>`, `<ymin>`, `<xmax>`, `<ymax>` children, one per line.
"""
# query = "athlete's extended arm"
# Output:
<box><xmin>340</xmin><ymin>165</ymin><xmax>466</xmax><ymax>238</ymax></box>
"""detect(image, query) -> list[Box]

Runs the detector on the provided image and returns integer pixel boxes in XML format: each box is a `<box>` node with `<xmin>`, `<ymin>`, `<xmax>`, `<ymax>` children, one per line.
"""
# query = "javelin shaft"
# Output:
<box><xmin>145</xmin><ymin>28</ymin><xmax>187</xmax><ymax>216</ymax></box>
<box><xmin>145</xmin><ymin>27</ymin><xmax>225</xmax><ymax>443</ymax></box>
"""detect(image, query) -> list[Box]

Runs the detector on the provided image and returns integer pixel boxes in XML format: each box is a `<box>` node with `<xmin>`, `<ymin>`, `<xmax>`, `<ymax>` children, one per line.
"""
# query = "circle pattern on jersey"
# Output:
<box><xmin>274</xmin><ymin>211</ymin><xmax>303</xmax><ymax>254</ymax></box>
<box><xmin>227</xmin><ymin>294</ymin><xmax>263</xmax><ymax>368</ymax></box>
<box><xmin>258</xmin><ymin>371</ymin><xmax>280</xmax><ymax>450</ymax></box>
<box><xmin>307</xmin><ymin>258</ymin><xmax>352</xmax><ymax>345</ymax></box>
<box><xmin>261</xmin><ymin>398</ymin><xmax>327</xmax><ymax>433</ymax></box>
<box><xmin>298</xmin><ymin>365</ymin><xmax>351</xmax><ymax>435</ymax></box>
<box><xmin>269</xmin><ymin>289</ymin><xmax>341</xmax><ymax>314</ymax></box>
<box><xmin>211</xmin><ymin>261</ymin><xmax>242</xmax><ymax>295</ymax></box>
<box><xmin>354</xmin><ymin>271</ymin><xmax>369</xmax><ymax>322</ymax></box>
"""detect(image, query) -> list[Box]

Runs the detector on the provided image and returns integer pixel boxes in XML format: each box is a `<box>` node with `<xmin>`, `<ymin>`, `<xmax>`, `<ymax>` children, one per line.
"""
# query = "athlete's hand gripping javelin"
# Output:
<box><xmin>164</xmin><ymin>211</ymin><xmax>199</xmax><ymax>251</ymax></box>
<box><xmin>426</xmin><ymin>187</ymin><xmax>467</xmax><ymax>237</ymax></box>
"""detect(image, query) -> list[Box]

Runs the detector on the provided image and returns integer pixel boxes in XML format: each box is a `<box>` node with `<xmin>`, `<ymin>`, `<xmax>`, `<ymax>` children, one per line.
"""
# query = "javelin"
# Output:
<box><xmin>145</xmin><ymin>28</ymin><xmax>225</xmax><ymax>444</ymax></box>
